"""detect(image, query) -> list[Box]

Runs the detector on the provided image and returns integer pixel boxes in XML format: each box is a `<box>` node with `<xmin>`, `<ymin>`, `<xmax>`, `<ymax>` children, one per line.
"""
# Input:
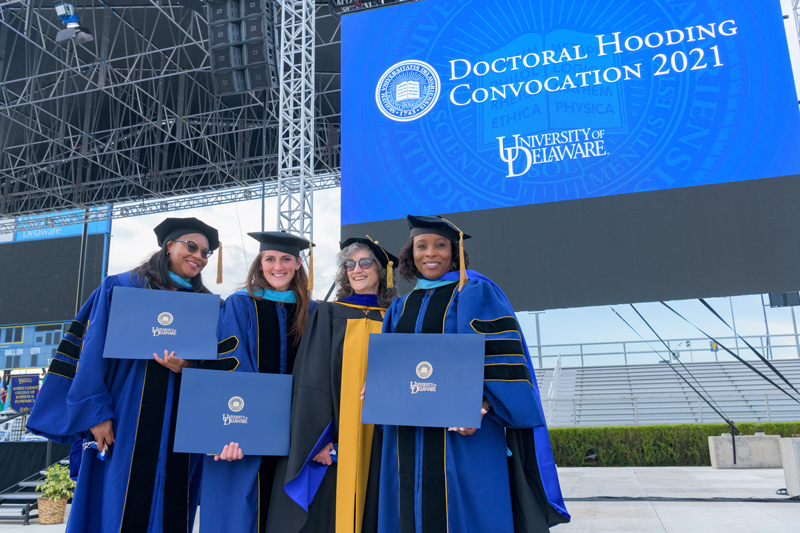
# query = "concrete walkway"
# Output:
<box><xmin>1</xmin><ymin>467</ymin><xmax>796</xmax><ymax>532</ymax></box>
<box><xmin>558</xmin><ymin>466</ymin><xmax>798</xmax><ymax>533</ymax></box>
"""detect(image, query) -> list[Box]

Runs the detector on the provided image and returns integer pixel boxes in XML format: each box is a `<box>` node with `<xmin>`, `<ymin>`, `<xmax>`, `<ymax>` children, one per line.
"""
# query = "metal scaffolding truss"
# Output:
<box><xmin>795</xmin><ymin>0</ymin><xmax>800</xmax><ymax>52</ymax></box>
<box><xmin>326</xmin><ymin>0</ymin><xmax>421</xmax><ymax>16</ymax></box>
<box><xmin>0</xmin><ymin>0</ymin><xmax>346</xmax><ymax>233</ymax></box>
<box><xmin>0</xmin><ymin>172</ymin><xmax>341</xmax><ymax>234</ymax></box>
<box><xmin>276</xmin><ymin>0</ymin><xmax>314</xmax><ymax>240</ymax></box>
<box><xmin>0</xmin><ymin>0</ymin><xmax>423</xmax><ymax>235</ymax></box>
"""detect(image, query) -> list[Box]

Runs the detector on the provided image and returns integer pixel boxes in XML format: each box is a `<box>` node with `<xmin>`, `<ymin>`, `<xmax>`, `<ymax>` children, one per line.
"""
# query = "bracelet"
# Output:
<box><xmin>481</xmin><ymin>399</ymin><xmax>491</xmax><ymax>415</ymax></box>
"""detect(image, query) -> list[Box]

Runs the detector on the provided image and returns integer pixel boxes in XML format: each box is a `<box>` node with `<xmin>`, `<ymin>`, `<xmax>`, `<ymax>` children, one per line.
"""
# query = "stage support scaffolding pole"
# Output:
<box><xmin>276</xmin><ymin>0</ymin><xmax>315</xmax><ymax>244</ymax></box>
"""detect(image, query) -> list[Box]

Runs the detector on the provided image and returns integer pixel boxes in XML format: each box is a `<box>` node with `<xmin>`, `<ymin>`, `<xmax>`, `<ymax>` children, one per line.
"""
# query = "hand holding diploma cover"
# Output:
<box><xmin>173</xmin><ymin>368</ymin><xmax>292</xmax><ymax>455</ymax></box>
<box><xmin>361</xmin><ymin>333</ymin><xmax>485</xmax><ymax>428</ymax></box>
<box><xmin>102</xmin><ymin>286</ymin><xmax>219</xmax><ymax>359</ymax></box>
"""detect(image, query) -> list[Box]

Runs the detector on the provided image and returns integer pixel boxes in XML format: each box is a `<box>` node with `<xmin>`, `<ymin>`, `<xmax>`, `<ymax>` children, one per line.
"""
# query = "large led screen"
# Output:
<box><xmin>343</xmin><ymin>0</ymin><xmax>800</xmax><ymax>221</ymax></box>
<box><xmin>0</xmin><ymin>235</ymin><xmax>109</xmax><ymax>325</ymax></box>
<box><xmin>341</xmin><ymin>0</ymin><xmax>800</xmax><ymax>310</ymax></box>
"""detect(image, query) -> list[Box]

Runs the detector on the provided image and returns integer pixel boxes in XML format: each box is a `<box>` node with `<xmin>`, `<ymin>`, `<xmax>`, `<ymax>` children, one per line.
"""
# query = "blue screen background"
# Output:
<box><xmin>341</xmin><ymin>0</ymin><xmax>800</xmax><ymax>225</ymax></box>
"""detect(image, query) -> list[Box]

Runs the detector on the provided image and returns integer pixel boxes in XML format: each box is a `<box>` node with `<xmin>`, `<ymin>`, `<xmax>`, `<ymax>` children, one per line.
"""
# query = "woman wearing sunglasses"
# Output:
<box><xmin>265</xmin><ymin>237</ymin><xmax>397</xmax><ymax>533</ymax></box>
<box><xmin>27</xmin><ymin>216</ymin><xmax>220</xmax><ymax>533</ymax></box>
<box><xmin>373</xmin><ymin>215</ymin><xmax>570</xmax><ymax>533</ymax></box>
<box><xmin>201</xmin><ymin>231</ymin><xmax>317</xmax><ymax>533</ymax></box>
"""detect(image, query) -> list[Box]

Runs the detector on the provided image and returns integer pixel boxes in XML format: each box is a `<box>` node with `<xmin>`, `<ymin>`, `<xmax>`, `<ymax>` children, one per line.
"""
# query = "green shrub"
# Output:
<box><xmin>36</xmin><ymin>464</ymin><xmax>76</xmax><ymax>501</ymax></box>
<box><xmin>549</xmin><ymin>422</ymin><xmax>800</xmax><ymax>467</ymax></box>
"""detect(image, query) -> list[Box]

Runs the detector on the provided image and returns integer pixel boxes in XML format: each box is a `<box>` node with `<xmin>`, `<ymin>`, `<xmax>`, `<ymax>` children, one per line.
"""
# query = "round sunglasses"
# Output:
<box><xmin>344</xmin><ymin>258</ymin><xmax>374</xmax><ymax>271</ymax></box>
<box><xmin>173</xmin><ymin>239</ymin><xmax>213</xmax><ymax>259</ymax></box>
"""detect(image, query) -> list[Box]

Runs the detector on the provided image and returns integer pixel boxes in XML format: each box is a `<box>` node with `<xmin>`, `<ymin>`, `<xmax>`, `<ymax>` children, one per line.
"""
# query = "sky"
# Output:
<box><xmin>106</xmin><ymin>188</ymin><xmax>343</xmax><ymax>301</ymax></box>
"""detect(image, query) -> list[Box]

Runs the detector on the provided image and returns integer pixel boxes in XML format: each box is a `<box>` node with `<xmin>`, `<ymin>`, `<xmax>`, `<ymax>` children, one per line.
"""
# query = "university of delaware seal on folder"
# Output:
<box><xmin>375</xmin><ymin>60</ymin><xmax>440</xmax><ymax>122</ymax></box>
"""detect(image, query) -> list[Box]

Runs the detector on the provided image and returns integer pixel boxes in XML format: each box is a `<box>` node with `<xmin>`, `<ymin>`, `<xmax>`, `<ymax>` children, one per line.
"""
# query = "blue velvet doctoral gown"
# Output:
<box><xmin>377</xmin><ymin>271</ymin><xmax>570</xmax><ymax>533</ymax></box>
<box><xmin>27</xmin><ymin>271</ymin><xmax>202</xmax><ymax>533</ymax></box>
<box><xmin>200</xmin><ymin>291</ymin><xmax>316</xmax><ymax>533</ymax></box>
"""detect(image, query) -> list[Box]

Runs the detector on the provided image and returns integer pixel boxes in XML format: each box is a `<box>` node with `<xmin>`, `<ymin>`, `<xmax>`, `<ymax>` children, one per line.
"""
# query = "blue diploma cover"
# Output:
<box><xmin>361</xmin><ymin>333</ymin><xmax>485</xmax><ymax>428</ymax></box>
<box><xmin>173</xmin><ymin>368</ymin><xmax>292</xmax><ymax>456</ymax></box>
<box><xmin>103</xmin><ymin>286</ymin><xmax>219</xmax><ymax>359</ymax></box>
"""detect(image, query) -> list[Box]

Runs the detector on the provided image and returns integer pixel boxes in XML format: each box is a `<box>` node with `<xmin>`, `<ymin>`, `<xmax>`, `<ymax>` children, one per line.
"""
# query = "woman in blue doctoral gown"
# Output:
<box><xmin>376</xmin><ymin>215</ymin><xmax>570</xmax><ymax>533</ymax></box>
<box><xmin>27</xmin><ymin>216</ymin><xmax>221</xmax><ymax>533</ymax></box>
<box><xmin>200</xmin><ymin>231</ymin><xmax>316</xmax><ymax>533</ymax></box>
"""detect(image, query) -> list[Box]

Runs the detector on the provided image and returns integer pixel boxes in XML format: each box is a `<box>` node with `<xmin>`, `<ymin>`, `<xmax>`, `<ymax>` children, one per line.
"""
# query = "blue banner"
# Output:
<box><xmin>9</xmin><ymin>375</ymin><xmax>39</xmax><ymax>412</ymax></box>
<box><xmin>14</xmin><ymin>207</ymin><xmax>112</xmax><ymax>242</ymax></box>
<box><xmin>342</xmin><ymin>0</ymin><xmax>800</xmax><ymax>224</ymax></box>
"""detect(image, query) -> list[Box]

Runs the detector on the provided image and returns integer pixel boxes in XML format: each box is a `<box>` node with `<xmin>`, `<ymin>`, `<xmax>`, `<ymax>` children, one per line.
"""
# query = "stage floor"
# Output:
<box><xmin>1</xmin><ymin>466</ymin><xmax>796</xmax><ymax>532</ymax></box>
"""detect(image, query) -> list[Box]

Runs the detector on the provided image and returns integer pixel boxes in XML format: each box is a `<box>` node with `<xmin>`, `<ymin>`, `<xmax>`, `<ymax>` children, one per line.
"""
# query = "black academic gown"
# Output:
<box><xmin>266</xmin><ymin>298</ymin><xmax>385</xmax><ymax>533</ymax></box>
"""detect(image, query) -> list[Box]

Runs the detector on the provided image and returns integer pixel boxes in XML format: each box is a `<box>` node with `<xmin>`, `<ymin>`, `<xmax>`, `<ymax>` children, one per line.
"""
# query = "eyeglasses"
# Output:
<box><xmin>344</xmin><ymin>258</ymin><xmax>374</xmax><ymax>271</ymax></box>
<box><xmin>173</xmin><ymin>239</ymin><xmax>213</xmax><ymax>259</ymax></box>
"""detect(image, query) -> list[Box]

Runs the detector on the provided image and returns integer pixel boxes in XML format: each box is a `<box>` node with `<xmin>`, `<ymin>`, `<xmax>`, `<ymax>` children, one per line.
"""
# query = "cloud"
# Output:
<box><xmin>108</xmin><ymin>189</ymin><xmax>342</xmax><ymax>301</ymax></box>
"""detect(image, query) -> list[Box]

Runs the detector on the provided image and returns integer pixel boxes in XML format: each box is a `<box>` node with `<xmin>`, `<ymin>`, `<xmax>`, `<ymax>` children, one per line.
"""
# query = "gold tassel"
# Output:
<box><xmin>367</xmin><ymin>234</ymin><xmax>393</xmax><ymax>288</ymax></box>
<box><xmin>458</xmin><ymin>231</ymin><xmax>466</xmax><ymax>292</ymax></box>
<box><xmin>438</xmin><ymin>217</ymin><xmax>468</xmax><ymax>292</ymax></box>
<box><xmin>216</xmin><ymin>241</ymin><xmax>223</xmax><ymax>284</ymax></box>
<box><xmin>307</xmin><ymin>242</ymin><xmax>314</xmax><ymax>292</ymax></box>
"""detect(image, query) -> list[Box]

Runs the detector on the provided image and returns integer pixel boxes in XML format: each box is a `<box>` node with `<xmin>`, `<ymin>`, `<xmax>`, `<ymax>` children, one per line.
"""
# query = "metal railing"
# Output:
<box><xmin>528</xmin><ymin>333</ymin><xmax>800</xmax><ymax>369</ymax></box>
<box><xmin>542</xmin><ymin>394</ymin><xmax>800</xmax><ymax>427</ymax></box>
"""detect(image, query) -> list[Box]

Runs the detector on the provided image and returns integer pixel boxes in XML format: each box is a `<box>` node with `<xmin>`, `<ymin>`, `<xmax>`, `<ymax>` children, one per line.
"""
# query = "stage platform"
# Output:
<box><xmin>0</xmin><ymin>466</ymin><xmax>795</xmax><ymax>532</ymax></box>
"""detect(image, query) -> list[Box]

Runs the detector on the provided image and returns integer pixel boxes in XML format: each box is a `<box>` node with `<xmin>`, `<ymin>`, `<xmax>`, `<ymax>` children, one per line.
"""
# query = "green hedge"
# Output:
<box><xmin>549</xmin><ymin>422</ymin><xmax>800</xmax><ymax>467</ymax></box>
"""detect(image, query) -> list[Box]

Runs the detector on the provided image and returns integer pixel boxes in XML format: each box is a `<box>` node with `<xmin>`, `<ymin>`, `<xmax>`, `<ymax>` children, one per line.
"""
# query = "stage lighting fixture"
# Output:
<box><xmin>54</xmin><ymin>1</ymin><xmax>94</xmax><ymax>44</ymax></box>
<box><xmin>54</xmin><ymin>2</ymin><xmax>79</xmax><ymax>27</ymax></box>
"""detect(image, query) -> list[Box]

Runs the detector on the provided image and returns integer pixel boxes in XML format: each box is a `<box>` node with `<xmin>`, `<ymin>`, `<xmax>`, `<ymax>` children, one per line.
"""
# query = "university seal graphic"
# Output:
<box><xmin>228</xmin><ymin>396</ymin><xmax>244</xmax><ymax>412</ymax></box>
<box><xmin>375</xmin><ymin>60</ymin><xmax>441</xmax><ymax>122</ymax></box>
<box><xmin>157</xmin><ymin>312</ymin><xmax>173</xmax><ymax>326</ymax></box>
<box><xmin>416</xmin><ymin>361</ymin><xmax>433</xmax><ymax>379</ymax></box>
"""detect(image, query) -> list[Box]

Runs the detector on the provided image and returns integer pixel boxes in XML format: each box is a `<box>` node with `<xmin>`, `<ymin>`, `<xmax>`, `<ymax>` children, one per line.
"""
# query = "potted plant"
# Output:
<box><xmin>36</xmin><ymin>463</ymin><xmax>76</xmax><ymax>524</ymax></box>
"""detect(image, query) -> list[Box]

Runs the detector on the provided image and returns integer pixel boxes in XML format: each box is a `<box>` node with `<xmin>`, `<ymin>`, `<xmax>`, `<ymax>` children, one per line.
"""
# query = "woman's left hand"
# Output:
<box><xmin>448</xmin><ymin>427</ymin><xmax>477</xmax><ymax>436</ymax></box>
<box><xmin>447</xmin><ymin>403</ymin><xmax>488</xmax><ymax>436</ymax></box>
<box><xmin>313</xmin><ymin>442</ymin><xmax>335</xmax><ymax>466</ymax></box>
<box><xmin>153</xmin><ymin>350</ymin><xmax>192</xmax><ymax>373</ymax></box>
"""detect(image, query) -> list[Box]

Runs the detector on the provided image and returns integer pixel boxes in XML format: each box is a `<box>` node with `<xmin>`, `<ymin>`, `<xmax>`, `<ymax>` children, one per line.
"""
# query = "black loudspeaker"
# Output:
<box><xmin>213</xmin><ymin>69</ymin><xmax>246</xmax><ymax>94</ymax></box>
<box><xmin>208</xmin><ymin>0</ymin><xmax>276</xmax><ymax>95</ymax></box>
<box><xmin>243</xmin><ymin>41</ymin><xmax>269</xmax><ymax>65</ymax></box>
<box><xmin>768</xmin><ymin>292</ymin><xmax>800</xmax><ymax>307</ymax></box>
<box><xmin>210</xmin><ymin>22</ymin><xmax>241</xmax><ymax>47</ymax></box>
<box><xmin>211</xmin><ymin>45</ymin><xmax>243</xmax><ymax>70</ymax></box>
<box><xmin>245</xmin><ymin>65</ymin><xmax>273</xmax><ymax>90</ymax></box>
<box><xmin>208</xmin><ymin>0</ymin><xmax>239</xmax><ymax>23</ymax></box>
<box><xmin>242</xmin><ymin>16</ymin><xmax>267</xmax><ymax>40</ymax></box>
<box><xmin>241</xmin><ymin>0</ymin><xmax>263</xmax><ymax>16</ymax></box>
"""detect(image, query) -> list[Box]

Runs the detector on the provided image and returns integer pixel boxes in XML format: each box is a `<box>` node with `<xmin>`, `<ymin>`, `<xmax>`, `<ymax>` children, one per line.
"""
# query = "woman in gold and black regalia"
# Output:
<box><xmin>27</xmin><ymin>216</ymin><xmax>221</xmax><ymax>533</ymax></box>
<box><xmin>200</xmin><ymin>231</ymin><xmax>316</xmax><ymax>533</ymax></box>
<box><xmin>266</xmin><ymin>237</ymin><xmax>398</xmax><ymax>533</ymax></box>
